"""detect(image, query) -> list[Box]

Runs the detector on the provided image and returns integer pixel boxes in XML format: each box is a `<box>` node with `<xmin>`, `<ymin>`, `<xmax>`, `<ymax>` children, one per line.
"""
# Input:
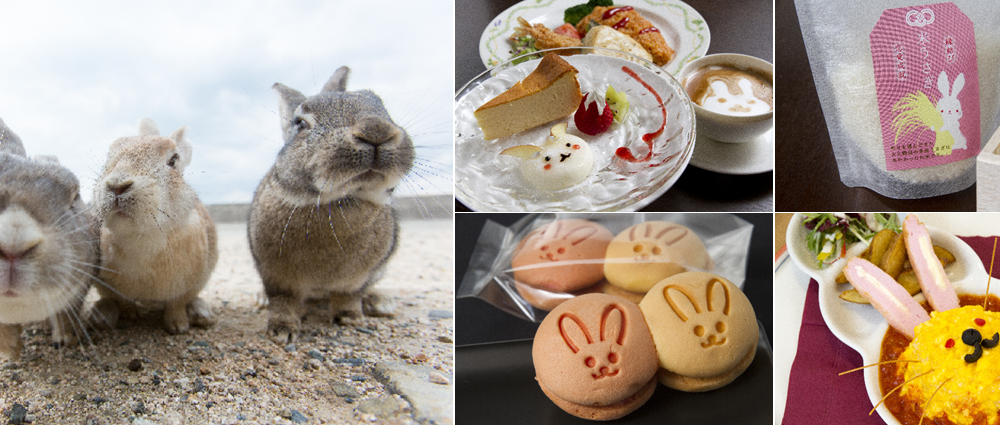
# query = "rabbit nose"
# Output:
<box><xmin>108</xmin><ymin>181</ymin><xmax>133</xmax><ymax>197</ymax></box>
<box><xmin>352</xmin><ymin>116</ymin><xmax>399</xmax><ymax>147</ymax></box>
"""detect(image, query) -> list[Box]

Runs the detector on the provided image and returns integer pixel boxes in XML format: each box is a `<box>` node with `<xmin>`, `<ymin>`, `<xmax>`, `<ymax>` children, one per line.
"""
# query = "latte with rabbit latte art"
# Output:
<box><xmin>684</xmin><ymin>64</ymin><xmax>773</xmax><ymax>116</ymax></box>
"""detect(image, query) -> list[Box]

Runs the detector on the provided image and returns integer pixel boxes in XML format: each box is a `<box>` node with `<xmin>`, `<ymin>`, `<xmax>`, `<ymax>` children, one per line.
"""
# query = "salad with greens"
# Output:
<box><xmin>802</xmin><ymin>213</ymin><xmax>901</xmax><ymax>268</ymax></box>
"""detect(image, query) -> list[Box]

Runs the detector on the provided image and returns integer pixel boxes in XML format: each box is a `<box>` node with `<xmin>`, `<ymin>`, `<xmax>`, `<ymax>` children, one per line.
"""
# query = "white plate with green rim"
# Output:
<box><xmin>479</xmin><ymin>0</ymin><xmax>710</xmax><ymax>76</ymax></box>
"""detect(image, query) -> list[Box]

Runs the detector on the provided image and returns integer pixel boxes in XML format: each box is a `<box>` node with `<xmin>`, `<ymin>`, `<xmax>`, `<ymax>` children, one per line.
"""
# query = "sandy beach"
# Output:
<box><xmin>0</xmin><ymin>218</ymin><xmax>454</xmax><ymax>425</ymax></box>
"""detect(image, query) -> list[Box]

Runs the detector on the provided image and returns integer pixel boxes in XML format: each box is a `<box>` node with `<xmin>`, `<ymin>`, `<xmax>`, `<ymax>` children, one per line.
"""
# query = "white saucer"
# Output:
<box><xmin>689</xmin><ymin>127</ymin><xmax>774</xmax><ymax>175</ymax></box>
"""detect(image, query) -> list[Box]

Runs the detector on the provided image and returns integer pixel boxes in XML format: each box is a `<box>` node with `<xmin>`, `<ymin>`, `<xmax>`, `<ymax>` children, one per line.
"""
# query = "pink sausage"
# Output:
<box><xmin>843</xmin><ymin>257</ymin><xmax>930</xmax><ymax>339</ymax></box>
<box><xmin>903</xmin><ymin>214</ymin><xmax>959</xmax><ymax>312</ymax></box>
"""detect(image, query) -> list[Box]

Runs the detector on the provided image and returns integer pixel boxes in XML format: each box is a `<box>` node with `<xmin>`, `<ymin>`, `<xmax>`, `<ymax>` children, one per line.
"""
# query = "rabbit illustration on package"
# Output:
<box><xmin>249</xmin><ymin>66</ymin><xmax>415</xmax><ymax>343</ymax></box>
<box><xmin>891</xmin><ymin>71</ymin><xmax>967</xmax><ymax>156</ymax></box>
<box><xmin>91</xmin><ymin>118</ymin><xmax>218</xmax><ymax>334</ymax></box>
<box><xmin>0</xmin><ymin>118</ymin><xmax>99</xmax><ymax>360</ymax></box>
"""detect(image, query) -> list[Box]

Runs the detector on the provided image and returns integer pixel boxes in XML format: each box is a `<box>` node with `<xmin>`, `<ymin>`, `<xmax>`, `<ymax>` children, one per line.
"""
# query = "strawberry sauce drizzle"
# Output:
<box><xmin>615</xmin><ymin>66</ymin><xmax>667</xmax><ymax>163</ymax></box>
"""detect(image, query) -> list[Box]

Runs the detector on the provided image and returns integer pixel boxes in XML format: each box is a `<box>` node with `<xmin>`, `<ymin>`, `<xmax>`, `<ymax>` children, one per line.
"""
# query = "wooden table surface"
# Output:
<box><xmin>774</xmin><ymin>0</ymin><xmax>976</xmax><ymax>211</ymax></box>
<box><xmin>455</xmin><ymin>0</ymin><xmax>774</xmax><ymax>212</ymax></box>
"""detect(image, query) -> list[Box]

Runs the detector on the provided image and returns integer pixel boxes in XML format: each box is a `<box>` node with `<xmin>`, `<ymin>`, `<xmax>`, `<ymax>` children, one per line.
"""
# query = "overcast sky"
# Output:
<box><xmin>0</xmin><ymin>1</ymin><xmax>454</xmax><ymax>205</ymax></box>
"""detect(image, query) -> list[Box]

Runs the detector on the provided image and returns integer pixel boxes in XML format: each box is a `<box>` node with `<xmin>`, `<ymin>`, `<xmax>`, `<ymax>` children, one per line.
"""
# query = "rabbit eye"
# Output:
<box><xmin>293</xmin><ymin>116</ymin><xmax>312</xmax><ymax>131</ymax></box>
<box><xmin>540</xmin><ymin>245</ymin><xmax>549</xmax><ymax>251</ymax></box>
<box><xmin>557</xmin><ymin>247</ymin><xmax>566</xmax><ymax>254</ymax></box>
<box><xmin>608</xmin><ymin>353</ymin><xmax>619</xmax><ymax>363</ymax></box>
<box><xmin>694</xmin><ymin>325</ymin><xmax>705</xmax><ymax>337</ymax></box>
<box><xmin>633</xmin><ymin>244</ymin><xmax>642</xmax><ymax>253</ymax></box>
<box><xmin>167</xmin><ymin>154</ymin><xmax>179</xmax><ymax>168</ymax></box>
<box><xmin>652</xmin><ymin>246</ymin><xmax>662</xmax><ymax>255</ymax></box>
<box><xmin>716</xmin><ymin>322</ymin><xmax>726</xmax><ymax>333</ymax></box>
<box><xmin>585</xmin><ymin>357</ymin><xmax>596</xmax><ymax>368</ymax></box>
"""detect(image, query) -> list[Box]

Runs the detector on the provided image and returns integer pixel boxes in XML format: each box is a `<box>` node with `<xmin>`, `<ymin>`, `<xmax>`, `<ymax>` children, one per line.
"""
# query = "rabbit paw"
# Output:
<box><xmin>51</xmin><ymin>311</ymin><xmax>81</xmax><ymax>348</ymax></box>
<box><xmin>91</xmin><ymin>298</ymin><xmax>121</xmax><ymax>329</ymax></box>
<box><xmin>187</xmin><ymin>297</ymin><xmax>216</xmax><ymax>328</ymax></box>
<box><xmin>329</xmin><ymin>293</ymin><xmax>365</xmax><ymax>323</ymax></box>
<box><xmin>164</xmin><ymin>301</ymin><xmax>191</xmax><ymax>335</ymax></box>
<box><xmin>267</xmin><ymin>318</ymin><xmax>301</xmax><ymax>344</ymax></box>
<box><xmin>0</xmin><ymin>324</ymin><xmax>23</xmax><ymax>361</ymax></box>
<box><xmin>362</xmin><ymin>291</ymin><xmax>395</xmax><ymax>318</ymax></box>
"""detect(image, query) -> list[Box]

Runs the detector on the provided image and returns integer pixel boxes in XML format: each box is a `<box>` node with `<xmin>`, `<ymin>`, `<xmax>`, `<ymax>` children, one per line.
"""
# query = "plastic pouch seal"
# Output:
<box><xmin>794</xmin><ymin>0</ymin><xmax>1000</xmax><ymax>199</ymax></box>
<box><xmin>456</xmin><ymin>213</ymin><xmax>754</xmax><ymax>322</ymax></box>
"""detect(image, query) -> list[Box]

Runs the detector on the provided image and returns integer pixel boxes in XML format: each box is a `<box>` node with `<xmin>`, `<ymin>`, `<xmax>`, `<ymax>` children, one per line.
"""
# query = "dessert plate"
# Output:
<box><xmin>455</xmin><ymin>47</ymin><xmax>696</xmax><ymax>212</ymax></box>
<box><xmin>479</xmin><ymin>0</ymin><xmax>710</xmax><ymax>76</ymax></box>
<box><xmin>785</xmin><ymin>214</ymin><xmax>990</xmax><ymax>425</ymax></box>
<box><xmin>689</xmin><ymin>127</ymin><xmax>774</xmax><ymax>175</ymax></box>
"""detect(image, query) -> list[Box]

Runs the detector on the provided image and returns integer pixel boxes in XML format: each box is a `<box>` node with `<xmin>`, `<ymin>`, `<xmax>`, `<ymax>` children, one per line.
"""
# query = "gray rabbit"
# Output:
<box><xmin>0</xmin><ymin>118</ymin><xmax>99</xmax><ymax>360</ymax></box>
<box><xmin>249</xmin><ymin>67</ymin><xmax>415</xmax><ymax>343</ymax></box>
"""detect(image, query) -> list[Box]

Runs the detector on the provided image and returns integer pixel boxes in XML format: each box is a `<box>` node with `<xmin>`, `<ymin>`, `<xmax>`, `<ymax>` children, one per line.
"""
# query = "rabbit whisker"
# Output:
<box><xmin>279</xmin><ymin>206</ymin><xmax>299</xmax><ymax>258</ymax></box>
<box><xmin>325</xmin><ymin>203</ymin><xmax>346</xmax><ymax>255</ymax></box>
<box><xmin>67</xmin><ymin>259</ymin><xmax>119</xmax><ymax>275</ymax></box>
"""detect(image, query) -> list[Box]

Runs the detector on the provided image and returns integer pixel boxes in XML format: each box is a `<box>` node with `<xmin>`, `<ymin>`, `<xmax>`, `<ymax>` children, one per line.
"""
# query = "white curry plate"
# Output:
<box><xmin>479</xmin><ymin>0</ymin><xmax>710</xmax><ymax>76</ymax></box>
<box><xmin>785</xmin><ymin>214</ymin><xmax>990</xmax><ymax>425</ymax></box>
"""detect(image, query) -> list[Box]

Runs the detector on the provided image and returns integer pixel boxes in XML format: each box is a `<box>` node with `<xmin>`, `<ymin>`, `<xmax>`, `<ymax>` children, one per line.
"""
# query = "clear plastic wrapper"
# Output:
<box><xmin>795</xmin><ymin>0</ymin><xmax>1000</xmax><ymax>198</ymax></box>
<box><xmin>456</xmin><ymin>213</ymin><xmax>753</xmax><ymax>322</ymax></box>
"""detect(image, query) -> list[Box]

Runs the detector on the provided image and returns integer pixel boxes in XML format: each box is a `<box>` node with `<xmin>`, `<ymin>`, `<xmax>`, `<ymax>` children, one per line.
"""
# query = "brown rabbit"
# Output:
<box><xmin>249</xmin><ymin>67</ymin><xmax>415</xmax><ymax>343</ymax></box>
<box><xmin>0</xmin><ymin>118</ymin><xmax>99</xmax><ymax>360</ymax></box>
<box><xmin>91</xmin><ymin>118</ymin><xmax>218</xmax><ymax>334</ymax></box>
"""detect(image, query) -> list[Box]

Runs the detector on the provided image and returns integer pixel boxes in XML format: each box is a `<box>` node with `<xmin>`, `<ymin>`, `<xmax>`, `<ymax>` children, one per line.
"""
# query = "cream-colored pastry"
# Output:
<box><xmin>604</xmin><ymin>221</ymin><xmax>714</xmax><ymax>293</ymax></box>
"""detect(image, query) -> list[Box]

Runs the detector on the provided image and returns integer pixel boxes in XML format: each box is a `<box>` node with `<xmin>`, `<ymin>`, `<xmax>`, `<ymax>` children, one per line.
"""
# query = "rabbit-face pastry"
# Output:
<box><xmin>936</xmin><ymin>71</ymin><xmax>966</xmax><ymax>150</ymax></box>
<box><xmin>511</xmin><ymin>219</ymin><xmax>612</xmax><ymax>293</ymax></box>
<box><xmin>533</xmin><ymin>294</ymin><xmax>658</xmax><ymax>420</ymax></box>
<box><xmin>639</xmin><ymin>272</ymin><xmax>758</xmax><ymax>392</ymax></box>
<box><xmin>249</xmin><ymin>67</ymin><xmax>414</xmax><ymax>344</ymax></box>
<box><xmin>604</xmin><ymin>221</ymin><xmax>714</xmax><ymax>293</ymax></box>
<box><xmin>92</xmin><ymin>118</ymin><xmax>218</xmax><ymax>334</ymax></box>
<box><xmin>0</xmin><ymin>118</ymin><xmax>99</xmax><ymax>360</ymax></box>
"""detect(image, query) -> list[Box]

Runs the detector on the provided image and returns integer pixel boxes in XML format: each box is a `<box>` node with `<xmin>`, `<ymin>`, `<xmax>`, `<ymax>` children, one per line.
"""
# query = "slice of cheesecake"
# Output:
<box><xmin>475</xmin><ymin>53</ymin><xmax>583</xmax><ymax>140</ymax></box>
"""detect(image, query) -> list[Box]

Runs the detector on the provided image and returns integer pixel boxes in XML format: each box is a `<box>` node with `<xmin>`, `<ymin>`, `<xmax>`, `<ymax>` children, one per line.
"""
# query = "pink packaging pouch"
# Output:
<box><xmin>795</xmin><ymin>0</ymin><xmax>1000</xmax><ymax>199</ymax></box>
<box><xmin>871</xmin><ymin>3</ymin><xmax>980</xmax><ymax>171</ymax></box>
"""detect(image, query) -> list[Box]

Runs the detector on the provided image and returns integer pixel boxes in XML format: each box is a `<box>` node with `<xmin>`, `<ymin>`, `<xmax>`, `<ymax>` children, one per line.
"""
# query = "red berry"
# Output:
<box><xmin>574</xmin><ymin>93</ymin><xmax>614</xmax><ymax>136</ymax></box>
<box><xmin>976</xmin><ymin>318</ymin><xmax>986</xmax><ymax>326</ymax></box>
<box><xmin>946</xmin><ymin>339</ymin><xmax>955</xmax><ymax>348</ymax></box>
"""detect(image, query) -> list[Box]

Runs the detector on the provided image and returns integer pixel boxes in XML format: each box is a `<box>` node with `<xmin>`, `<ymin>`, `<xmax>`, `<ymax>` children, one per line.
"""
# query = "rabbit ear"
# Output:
<box><xmin>706</xmin><ymin>279</ymin><xmax>731</xmax><ymax>315</ymax></box>
<box><xmin>600</xmin><ymin>305</ymin><xmax>627</xmax><ymax>345</ymax></box>
<box><xmin>321</xmin><ymin>66</ymin><xmax>351</xmax><ymax>93</ymax></box>
<box><xmin>951</xmin><ymin>73</ymin><xmax>965</xmax><ymax>97</ymax></box>
<box><xmin>138</xmin><ymin>118</ymin><xmax>160</xmax><ymax>136</ymax></box>
<box><xmin>0</xmin><ymin>117</ymin><xmax>26</xmax><ymax>157</ymax></box>
<box><xmin>938</xmin><ymin>71</ymin><xmax>950</xmax><ymax>96</ymax></box>
<box><xmin>168</xmin><ymin>127</ymin><xmax>193</xmax><ymax>172</ymax></box>
<box><xmin>558</xmin><ymin>313</ymin><xmax>593</xmax><ymax>353</ymax></box>
<box><xmin>655</xmin><ymin>225</ymin><xmax>688</xmax><ymax>246</ymax></box>
<box><xmin>563</xmin><ymin>225</ymin><xmax>598</xmax><ymax>245</ymax></box>
<box><xmin>273</xmin><ymin>83</ymin><xmax>307</xmax><ymax>143</ymax></box>
<box><xmin>664</xmin><ymin>285</ymin><xmax>702</xmax><ymax>322</ymax></box>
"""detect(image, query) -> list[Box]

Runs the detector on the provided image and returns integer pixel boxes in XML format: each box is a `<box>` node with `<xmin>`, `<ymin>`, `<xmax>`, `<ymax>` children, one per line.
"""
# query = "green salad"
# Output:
<box><xmin>802</xmin><ymin>213</ymin><xmax>901</xmax><ymax>268</ymax></box>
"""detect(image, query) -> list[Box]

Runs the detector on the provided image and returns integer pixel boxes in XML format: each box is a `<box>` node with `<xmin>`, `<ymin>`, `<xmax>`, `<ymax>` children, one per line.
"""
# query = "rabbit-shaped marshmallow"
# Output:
<box><xmin>0</xmin><ymin>118</ymin><xmax>99</xmax><ymax>360</ymax></box>
<box><xmin>500</xmin><ymin>123</ymin><xmax>594</xmax><ymax>191</ymax></box>
<box><xmin>249</xmin><ymin>66</ymin><xmax>415</xmax><ymax>343</ymax></box>
<box><xmin>92</xmin><ymin>118</ymin><xmax>218</xmax><ymax>334</ymax></box>
<box><xmin>936</xmin><ymin>71</ymin><xmax>966</xmax><ymax>150</ymax></box>
<box><xmin>532</xmin><ymin>293</ymin><xmax>657</xmax><ymax>416</ymax></box>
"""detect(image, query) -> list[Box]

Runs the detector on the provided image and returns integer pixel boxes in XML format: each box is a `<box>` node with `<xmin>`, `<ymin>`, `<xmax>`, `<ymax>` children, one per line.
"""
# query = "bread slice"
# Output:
<box><xmin>474</xmin><ymin>53</ymin><xmax>582</xmax><ymax>140</ymax></box>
